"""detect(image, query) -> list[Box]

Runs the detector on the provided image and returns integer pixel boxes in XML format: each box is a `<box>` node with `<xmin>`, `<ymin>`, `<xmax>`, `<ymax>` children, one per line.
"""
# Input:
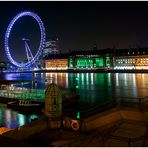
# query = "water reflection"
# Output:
<box><xmin>115</xmin><ymin>73</ymin><xmax>119</xmax><ymax>86</ymax></box>
<box><xmin>1</xmin><ymin>72</ymin><xmax>148</xmax><ymax>127</ymax></box>
<box><xmin>0</xmin><ymin>107</ymin><xmax>41</xmax><ymax>128</ymax></box>
<box><xmin>124</xmin><ymin>73</ymin><xmax>128</xmax><ymax>86</ymax></box>
<box><xmin>2</xmin><ymin>72</ymin><xmax>148</xmax><ymax>102</ymax></box>
<box><xmin>107</xmin><ymin>73</ymin><xmax>111</xmax><ymax>86</ymax></box>
<box><xmin>18</xmin><ymin>114</ymin><xmax>25</xmax><ymax>127</ymax></box>
<box><xmin>0</xmin><ymin>104</ymin><xmax>41</xmax><ymax>128</ymax></box>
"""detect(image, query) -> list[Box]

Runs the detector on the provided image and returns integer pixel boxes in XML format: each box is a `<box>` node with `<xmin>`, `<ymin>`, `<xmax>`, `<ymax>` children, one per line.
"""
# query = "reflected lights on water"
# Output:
<box><xmin>18</xmin><ymin>114</ymin><xmax>25</xmax><ymax>126</ymax></box>
<box><xmin>115</xmin><ymin>73</ymin><xmax>119</xmax><ymax>86</ymax></box>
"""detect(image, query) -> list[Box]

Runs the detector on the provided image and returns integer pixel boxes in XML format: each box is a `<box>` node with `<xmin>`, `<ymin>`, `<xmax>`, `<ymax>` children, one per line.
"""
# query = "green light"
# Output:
<box><xmin>69</xmin><ymin>56</ymin><xmax>73</xmax><ymax>67</ymax></box>
<box><xmin>76</xmin><ymin>111</ymin><xmax>80</xmax><ymax>119</ymax></box>
<box><xmin>18</xmin><ymin>114</ymin><xmax>25</xmax><ymax>126</ymax></box>
<box><xmin>29</xmin><ymin>114</ymin><xmax>38</xmax><ymax>122</ymax></box>
<box><xmin>106</xmin><ymin>56</ymin><xmax>110</xmax><ymax>67</ymax></box>
<box><xmin>77</xmin><ymin>58</ymin><xmax>95</xmax><ymax>67</ymax></box>
<box><xmin>95</xmin><ymin>58</ymin><xmax>104</xmax><ymax>67</ymax></box>
<box><xmin>76</xmin><ymin>85</ymin><xmax>79</xmax><ymax>89</ymax></box>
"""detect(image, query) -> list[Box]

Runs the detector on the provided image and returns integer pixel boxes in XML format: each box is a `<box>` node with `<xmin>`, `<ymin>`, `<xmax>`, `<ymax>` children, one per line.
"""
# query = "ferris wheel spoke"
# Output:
<box><xmin>25</xmin><ymin>41</ymin><xmax>38</xmax><ymax>68</ymax></box>
<box><xmin>24</xmin><ymin>41</ymin><xmax>30</xmax><ymax>63</ymax></box>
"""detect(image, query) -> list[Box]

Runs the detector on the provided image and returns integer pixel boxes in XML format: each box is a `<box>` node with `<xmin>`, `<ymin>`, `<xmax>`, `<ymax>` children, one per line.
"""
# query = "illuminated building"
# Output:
<box><xmin>43</xmin><ymin>47</ymin><xmax>148</xmax><ymax>70</ymax></box>
<box><xmin>41</xmin><ymin>38</ymin><xmax>60</xmax><ymax>69</ymax></box>
<box><xmin>114</xmin><ymin>48</ymin><xmax>148</xmax><ymax>70</ymax></box>
<box><xmin>46</xmin><ymin>59</ymin><xmax>68</xmax><ymax>70</ymax></box>
<box><xmin>44</xmin><ymin>49</ymin><xmax>113</xmax><ymax>70</ymax></box>
<box><xmin>43</xmin><ymin>38</ymin><xmax>59</xmax><ymax>58</ymax></box>
<box><xmin>68</xmin><ymin>49</ymin><xmax>113</xmax><ymax>69</ymax></box>
<box><xmin>45</xmin><ymin>53</ymin><xmax>69</xmax><ymax>70</ymax></box>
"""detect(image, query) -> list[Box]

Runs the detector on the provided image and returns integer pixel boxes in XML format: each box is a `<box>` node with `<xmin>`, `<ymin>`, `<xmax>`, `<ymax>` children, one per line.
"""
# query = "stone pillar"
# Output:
<box><xmin>44</xmin><ymin>83</ymin><xmax>62</xmax><ymax>129</ymax></box>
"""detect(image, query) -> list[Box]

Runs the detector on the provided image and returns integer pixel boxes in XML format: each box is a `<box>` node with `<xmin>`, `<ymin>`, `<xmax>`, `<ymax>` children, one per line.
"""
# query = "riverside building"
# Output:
<box><xmin>25</xmin><ymin>47</ymin><xmax>148</xmax><ymax>71</ymax></box>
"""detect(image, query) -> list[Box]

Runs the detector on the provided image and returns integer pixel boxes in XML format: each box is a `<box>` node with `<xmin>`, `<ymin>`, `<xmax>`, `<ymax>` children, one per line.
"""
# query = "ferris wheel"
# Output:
<box><xmin>5</xmin><ymin>11</ymin><xmax>46</xmax><ymax>68</ymax></box>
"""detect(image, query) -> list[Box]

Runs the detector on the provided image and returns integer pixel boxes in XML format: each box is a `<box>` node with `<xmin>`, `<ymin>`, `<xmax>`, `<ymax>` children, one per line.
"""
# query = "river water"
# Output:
<box><xmin>1</xmin><ymin>72</ymin><xmax>148</xmax><ymax>128</ymax></box>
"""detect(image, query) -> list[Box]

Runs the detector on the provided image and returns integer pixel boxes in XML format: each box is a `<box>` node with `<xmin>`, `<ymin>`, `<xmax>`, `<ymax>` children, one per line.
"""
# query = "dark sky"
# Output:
<box><xmin>1</xmin><ymin>1</ymin><xmax>148</xmax><ymax>62</ymax></box>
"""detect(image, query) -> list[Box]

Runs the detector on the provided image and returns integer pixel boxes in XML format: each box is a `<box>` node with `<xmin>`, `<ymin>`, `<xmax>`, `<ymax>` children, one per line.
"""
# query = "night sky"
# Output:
<box><xmin>0</xmin><ymin>1</ymin><xmax>148</xmax><ymax>62</ymax></box>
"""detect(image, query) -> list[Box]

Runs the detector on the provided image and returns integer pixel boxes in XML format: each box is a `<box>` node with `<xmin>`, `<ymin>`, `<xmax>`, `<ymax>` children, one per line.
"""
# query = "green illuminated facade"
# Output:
<box><xmin>76</xmin><ymin>58</ymin><xmax>94</xmax><ymax>68</ymax></box>
<box><xmin>95</xmin><ymin>58</ymin><xmax>104</xmax><ymax>67</ymax></box>
<box><xmin>76</xmin><ymin>57</ymin><xmax>105</xmax><ymax>68</ymax></box>
<box><xmin>69</xmin><ymin>56</ymin><xmax>109</xmax><ymax>68</ymax></box>
<box><xmin>105</xmin><ymin>55</ymin><xmax>111</xmax><ymax>67</ymax></box>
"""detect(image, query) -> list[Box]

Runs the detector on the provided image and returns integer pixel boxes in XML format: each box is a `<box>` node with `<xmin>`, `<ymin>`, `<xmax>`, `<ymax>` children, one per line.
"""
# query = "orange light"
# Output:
<box><xmin>45</xmin><ymin>59</ymin><xmax>68</xmax><ymax>70</ymax></box>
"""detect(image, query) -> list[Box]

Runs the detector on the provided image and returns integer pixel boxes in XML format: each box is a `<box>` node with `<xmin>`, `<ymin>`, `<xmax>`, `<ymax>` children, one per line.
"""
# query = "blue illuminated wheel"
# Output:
<box><xmin>5</xmin><ymin>11</ymin><xmax>46</xmax><ymax>68</ymax></box>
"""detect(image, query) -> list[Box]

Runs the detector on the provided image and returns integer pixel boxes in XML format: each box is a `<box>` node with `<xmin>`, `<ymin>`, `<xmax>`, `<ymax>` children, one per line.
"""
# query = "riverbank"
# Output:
<box><xmin>2</xmin><ymin>106</ymin><xmax>148</xmax><ymax>146</ymax></box>
<box><xmin>1</xmin><ymin>68</ymin><xmax>148</xmax><ymax>73</ymax></box>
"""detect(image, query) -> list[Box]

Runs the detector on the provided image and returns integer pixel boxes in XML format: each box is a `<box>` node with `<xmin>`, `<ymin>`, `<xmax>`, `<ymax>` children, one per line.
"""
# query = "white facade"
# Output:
<box><xmin>43</xmin><ymin>38</ymin><xmax>59</xmax><ymax>57</ymax></box>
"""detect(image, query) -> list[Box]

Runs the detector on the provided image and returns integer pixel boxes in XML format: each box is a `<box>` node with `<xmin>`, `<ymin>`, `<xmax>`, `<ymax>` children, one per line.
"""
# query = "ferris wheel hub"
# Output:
<box><xmin>22</xmin><ymin>38</ymin><xmax>30</xmax><ymax>41</ymax></box>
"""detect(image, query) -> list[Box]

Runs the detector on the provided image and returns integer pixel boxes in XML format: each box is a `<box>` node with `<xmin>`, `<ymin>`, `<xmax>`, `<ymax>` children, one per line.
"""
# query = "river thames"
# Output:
<box><xmin>0</xmin><ymin>72</ymin><xmax>148</xmax><ymax>128</ymax></box>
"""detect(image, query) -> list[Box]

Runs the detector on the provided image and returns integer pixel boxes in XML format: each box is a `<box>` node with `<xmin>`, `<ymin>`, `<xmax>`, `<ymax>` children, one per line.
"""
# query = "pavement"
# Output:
<box><xmin>0</xmin><ymin>120</ymin><xmax>147</xmax><ymax>146</ymax></box>
<box><xmin>23</xmin><ymin>120</ymin><xmax>148</xmax><ymax>147</ymax></box>
<box><xmin>0</xmin><ymin>107</ymin><xmax>148</xmax><ymax>146</ymax></box>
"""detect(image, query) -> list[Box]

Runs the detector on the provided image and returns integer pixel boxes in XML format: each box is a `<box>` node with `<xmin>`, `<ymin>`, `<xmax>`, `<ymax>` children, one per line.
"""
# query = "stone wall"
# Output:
<box><xmin>81</xmin><ymin>107</ymin><xmax>148</xmax><ymax>131</ymax></box>
<box><xmin>3</xmin><ymin>117</ymin><xmax>48</xmax><ymax>141</ymax></box>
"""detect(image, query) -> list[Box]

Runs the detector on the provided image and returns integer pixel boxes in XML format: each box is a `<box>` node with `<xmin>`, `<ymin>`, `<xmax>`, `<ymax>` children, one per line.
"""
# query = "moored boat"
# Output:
<box><xmin>7</xmin><ymin>99</ymin><xmax>43</xmax><ymax>113</ymax></box>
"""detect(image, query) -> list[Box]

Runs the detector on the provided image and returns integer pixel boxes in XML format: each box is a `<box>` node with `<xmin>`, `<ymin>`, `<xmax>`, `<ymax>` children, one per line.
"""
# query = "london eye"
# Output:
<box><xmin>5</xmin><ymin>11</ymin><xmax>46</xmax><ymax>68</ymax></box>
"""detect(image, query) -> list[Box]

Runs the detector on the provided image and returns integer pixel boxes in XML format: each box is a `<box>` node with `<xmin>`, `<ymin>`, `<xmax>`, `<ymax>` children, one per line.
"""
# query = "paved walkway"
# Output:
<box><xmin>24</xmin><ymin>120</ymin><xmax>148</xmax><ymax>147</ymax></box>
<box><xmin>104</xmin><ymin>120</ymin><xmax>148</xmax><ymax>147</ymax></box>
